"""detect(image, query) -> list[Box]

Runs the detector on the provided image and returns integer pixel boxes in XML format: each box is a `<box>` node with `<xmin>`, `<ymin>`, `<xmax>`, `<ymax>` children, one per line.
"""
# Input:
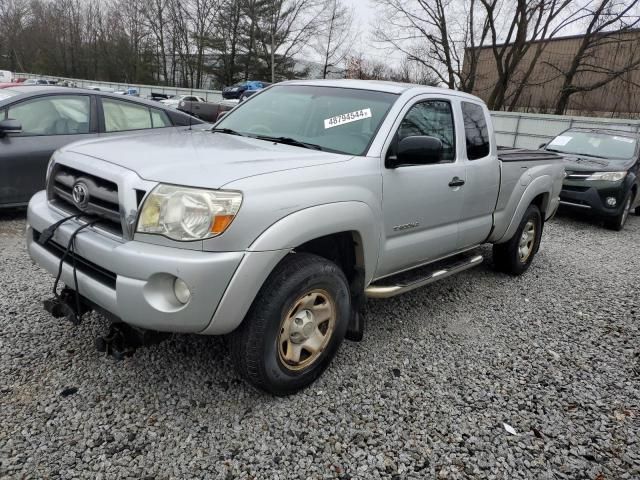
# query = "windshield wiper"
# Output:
<box><xmin>211</xmin><ymin>127</ymin><xmax>246</xmax><ymax>137</ymax></box>
<box><xmin>253</xmin><ymin>135</ymin><xmax>324</xmax><ymax>151</ymax></box>
<box><xmin>574</xmin><ymin>153</ymin><xmax>608</xmax><ymax>160</ymax></box>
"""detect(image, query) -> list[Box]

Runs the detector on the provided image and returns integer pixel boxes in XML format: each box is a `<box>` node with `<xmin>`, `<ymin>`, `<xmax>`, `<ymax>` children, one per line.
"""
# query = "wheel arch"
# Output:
<box><xmin>491</xmin><ymin>175</ymin><xmax>553</xmax><ymax>244</ymax></box>
<box><xmin>247</xmin><ymin>201</ymin><xmax>379</xmax><ymax>284</ymax></box>
<box><xmin>201</xmin><ymin>202</ymin><xmax>379</xmax><ymax>335</ymax></box>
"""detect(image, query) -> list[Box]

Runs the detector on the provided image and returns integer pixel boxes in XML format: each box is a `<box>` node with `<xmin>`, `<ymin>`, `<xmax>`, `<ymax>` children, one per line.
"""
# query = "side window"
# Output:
<box><xmin>462</xmin><ymin>102</ymin><xmax>490</xmax><ymax>160</ymax></box>
<box><xmin>397</xmin><ymin>100</ymin><xmax>456</xmax><ymax>162</ymax></box>
<box><xmin>7</xmin><ymin>95</ymin><xmax>90</xmax><ymax>136</ymax></box>
<box><xmin>150</xmin><ymin>109</ymin><xmax>171</xmax><ymax>128</ymax></box>
<box><xmin>103</xmin><ymin>98</ymin><xmax>152</xmax><ymax>132</ymax></box>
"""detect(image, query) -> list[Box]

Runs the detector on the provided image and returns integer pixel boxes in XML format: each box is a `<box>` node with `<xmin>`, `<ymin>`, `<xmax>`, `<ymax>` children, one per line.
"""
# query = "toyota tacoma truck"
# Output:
<box><xmin>26</xmin><ymin>80</ymin><xmax>564</xmax><ymax>395</ymax></box>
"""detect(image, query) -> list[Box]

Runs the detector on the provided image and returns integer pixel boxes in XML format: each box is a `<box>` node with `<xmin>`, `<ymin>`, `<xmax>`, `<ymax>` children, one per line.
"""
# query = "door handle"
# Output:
<box><xmin>448</xmin><ymin>177</ymin><xmax>465</xmax><ymax>188</ymax></box>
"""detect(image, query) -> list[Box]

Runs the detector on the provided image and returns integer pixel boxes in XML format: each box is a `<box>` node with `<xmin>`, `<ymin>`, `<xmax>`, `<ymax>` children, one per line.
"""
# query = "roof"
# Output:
<box><xmin>280</xmin><ymin>79</ymin><xmax>484</xmax><ymax>102</ymax></box>
<box><xmin>468</xmin><ymin>27</ymin><xmax>640</xmax><ymax>51</ymax></box>
<box><xmin>0</xmin><ymin>86</ymin><xmax>181</xmax><ymax>109</ymax></box>
<box><xmin>566</xmin><ymin>127</ymin><xmax>640</xmax><ymax>139</ymax></box>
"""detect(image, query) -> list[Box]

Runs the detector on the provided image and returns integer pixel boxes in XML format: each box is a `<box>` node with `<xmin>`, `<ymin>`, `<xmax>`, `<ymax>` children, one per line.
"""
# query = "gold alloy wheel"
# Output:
<box><xmin>518</xmin><ymin>219</ymin><xmax>536</xmax><ymax>262</ymax></box>
<box><xmin>278</xmin><ymin>289</ymin><xmax>336</xmax><ymax>371</ymax></box>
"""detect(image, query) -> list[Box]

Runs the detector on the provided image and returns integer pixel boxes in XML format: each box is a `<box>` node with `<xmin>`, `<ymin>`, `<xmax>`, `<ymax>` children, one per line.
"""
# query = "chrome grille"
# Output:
<box><xmin>48</xmin><ymin>164</ymin><xmax>123</xmax><ymax>237</ymax></box>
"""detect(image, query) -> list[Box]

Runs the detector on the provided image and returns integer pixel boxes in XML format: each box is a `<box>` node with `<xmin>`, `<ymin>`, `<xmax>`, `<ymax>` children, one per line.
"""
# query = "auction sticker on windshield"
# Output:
<box><xmin>550</xmin><ymin>135</ymin><xmax>571</xmax><ymax>146</ymax></box>
<box><xmin>324</xmin><ymin>108</ymin><xmax>372</xmax><ymax>129</ymax></box>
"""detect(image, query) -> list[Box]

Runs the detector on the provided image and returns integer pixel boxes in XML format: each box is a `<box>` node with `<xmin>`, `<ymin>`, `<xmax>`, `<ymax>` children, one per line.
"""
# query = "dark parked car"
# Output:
<box><xmin>222</xmin><ymin>80</ymin><xmax>269</xmax><ymax>99</ymax></box>
<box><xmin>177</xmin><ymin>98</ymin><xmax>238</xmax><ymax>122</ymax></box>
<box><xmin>0</xmin><ymin>86</ymin><xmax>204</xmax><ymax>208</ymax></box>
<box><xmin>542</xmin><ymin>127</ymin><xmax>640</xmax><ymax>230</ymax></box>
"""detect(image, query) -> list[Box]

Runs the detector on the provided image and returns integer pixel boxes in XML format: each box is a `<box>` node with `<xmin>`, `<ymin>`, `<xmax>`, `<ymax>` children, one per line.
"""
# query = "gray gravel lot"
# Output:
<box><xmin>1</xmin><ymin>210</ymin><xmax>639</xmax><ymax>479</ymax></box>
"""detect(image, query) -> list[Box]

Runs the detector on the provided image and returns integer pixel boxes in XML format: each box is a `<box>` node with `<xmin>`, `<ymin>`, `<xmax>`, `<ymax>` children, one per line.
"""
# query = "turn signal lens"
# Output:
<box><xmin>211</xmin><ymin>214</ymin><xmax>235</xmax><ymax>234</ymax></box>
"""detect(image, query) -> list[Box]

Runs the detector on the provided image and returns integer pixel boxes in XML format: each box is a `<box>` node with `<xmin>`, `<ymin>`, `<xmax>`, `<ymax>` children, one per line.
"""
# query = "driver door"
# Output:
<box><xmin>376</xmin><ymin>98</ymin><xmax>466</xmax><ymax>278</ymax></box>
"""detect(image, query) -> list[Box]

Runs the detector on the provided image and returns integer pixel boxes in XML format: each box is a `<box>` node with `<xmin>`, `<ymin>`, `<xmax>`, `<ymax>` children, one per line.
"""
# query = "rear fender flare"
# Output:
<box><xmin>492</xmin><ymin>175</ymin><xmax>553</xmax><ymax>244</ymax></box>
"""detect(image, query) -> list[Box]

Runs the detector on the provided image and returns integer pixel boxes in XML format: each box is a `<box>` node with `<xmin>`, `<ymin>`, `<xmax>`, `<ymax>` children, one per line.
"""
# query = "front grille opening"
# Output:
<box><xmin>48</xmin><ymin>164</ymin><xmax>122</xmax><ymax>237</ymax></box>
<box><xmin>562</xmin><ymin>185</ymin><xmax>590</xmax><ymax>192</ymax></box>
<box><xmin>33</xmin><ymin>229</ymin><xmax>117</xmax><ymax>289</ymax></box>
<box><xmin>48</xmin><ymin>199</ymin><xmax>123</xmax><ymax>237</ymax></box>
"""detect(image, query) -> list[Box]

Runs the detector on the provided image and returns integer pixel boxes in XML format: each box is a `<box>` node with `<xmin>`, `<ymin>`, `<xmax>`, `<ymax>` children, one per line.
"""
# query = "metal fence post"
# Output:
<box><xmin>513</xmin><ymin>114</ymin><xmax>521</xmax><ymax>147</ymax></box>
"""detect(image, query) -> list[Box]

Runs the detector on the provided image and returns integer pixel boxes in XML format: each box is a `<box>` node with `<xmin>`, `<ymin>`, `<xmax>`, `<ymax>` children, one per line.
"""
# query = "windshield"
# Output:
<box><xmin>215</xmin><ymin>84</ymin><xmax>398</xmax><ymax>155</ymax></box>
<box><xmin>547</xmin><ymin>130</ymin><xmax>637</xmax><ymax>160</ymax></box>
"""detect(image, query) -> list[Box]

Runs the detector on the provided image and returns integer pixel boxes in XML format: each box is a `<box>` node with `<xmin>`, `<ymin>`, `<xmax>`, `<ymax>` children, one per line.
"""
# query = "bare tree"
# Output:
<box><xmin>373</xmin><ymin>0</ymin><xmax>491</xmax><ymax>91</ymax></box>
<box><xmin>313</xmin><ymin>0</ymin><xmax>354</xmax><ymax>78</ymax></box>
<box><xmin>549</xmin><ymin>0</ymin><xmax>640</xmax><ymax>114</ymax></box>
<box><xmin>479</xmin><ymin>0</ymin><xmax>575</xmax><ymax>110</ymax></box>
<box><xmin>183</xmin><ymin>0</ymin><xmax>220</xmax><ymax>88</ymax></box>
<box><xmin>0</xmin><ymin>0</ymin><xmax>31</xmax><ymax>72</ymax></box>
<box><xmin>255</xmin><ymin>0</ymin><xmax>322</xmax><ymax>82</ymax></box>
<box><xmin>141</xmin><ymin>0</ymin><xmax>172</xmax><ymax>84</ymax></box>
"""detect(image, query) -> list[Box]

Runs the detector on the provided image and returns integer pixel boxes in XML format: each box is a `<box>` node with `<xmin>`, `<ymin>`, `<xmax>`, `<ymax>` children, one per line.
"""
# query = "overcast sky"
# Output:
<box><xmin>342</xmin><ymin>0</ymin><xmax>395</xmax><ymax>62</ymax></box>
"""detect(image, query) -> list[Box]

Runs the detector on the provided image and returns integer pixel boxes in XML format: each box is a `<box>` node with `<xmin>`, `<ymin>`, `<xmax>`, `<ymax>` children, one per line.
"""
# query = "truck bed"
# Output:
<box><xmin>489</xmin><ymin>147</ymin><xmax>565</xmax><ymax>243</ymax></box>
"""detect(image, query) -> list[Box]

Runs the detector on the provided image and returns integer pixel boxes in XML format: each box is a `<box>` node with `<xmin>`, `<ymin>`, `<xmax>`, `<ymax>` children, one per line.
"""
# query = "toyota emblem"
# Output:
<box><xmin>72</xmin><ymin>182</ymin><xmax>90</xmax><ymax>209</ymax></box>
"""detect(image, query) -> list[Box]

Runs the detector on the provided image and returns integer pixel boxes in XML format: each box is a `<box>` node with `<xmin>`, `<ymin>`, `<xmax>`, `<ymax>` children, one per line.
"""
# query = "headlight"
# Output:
<box><xmin>585</xmin><ymin>171</ymin><xmax>626</xmax><ymax>182</ymax></box>
<box><xmin>137</xmin><ymin>184</ymin><xmax>242</xmax><ymax>241</ymax></box>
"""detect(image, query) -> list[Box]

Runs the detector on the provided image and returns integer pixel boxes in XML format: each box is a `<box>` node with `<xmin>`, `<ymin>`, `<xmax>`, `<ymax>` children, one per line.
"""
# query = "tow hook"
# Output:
<box><xmin>43</xmin><ymin>288</ymin><xmax>91</xmax><ymax>325</ymax></box>
<box><xmin>95</xmin><ymin>323</ymin><xmax>170</xmax><ymax>360</ymax></box>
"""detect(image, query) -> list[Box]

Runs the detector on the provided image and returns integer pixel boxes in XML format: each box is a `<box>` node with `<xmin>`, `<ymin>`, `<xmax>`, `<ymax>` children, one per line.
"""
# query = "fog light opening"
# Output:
<box><xmin>173</xmin><ymin>278</ymin><xmax>191</xmax><ymax>304</ymax></box>
<box><xmin>605</xmin><ymin>197</ymin><xmax>617</xmax><ymax>207</ymax></box>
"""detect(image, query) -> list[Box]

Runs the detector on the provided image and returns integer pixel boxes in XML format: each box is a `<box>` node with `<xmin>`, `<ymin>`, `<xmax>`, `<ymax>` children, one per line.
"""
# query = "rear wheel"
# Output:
<box><xmin>493</xmin><ymin>204</ymin><xmax>542</xmax><ymax>275</ymax></box>
<box><xmin>228</xmin><ymin>253</ymin><xmax>350</xmax><ymax>395</ymax></box>
<box><xmin>604</xmin><ymin>193</ymin><xmax>632</xmax><ymax>231</ymax></box>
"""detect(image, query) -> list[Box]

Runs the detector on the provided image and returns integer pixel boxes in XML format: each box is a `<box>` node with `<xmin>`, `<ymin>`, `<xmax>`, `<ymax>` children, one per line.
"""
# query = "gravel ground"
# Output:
<box><xmin>1</xmin><ymin>209</ymin><xmax>639</xmax><ymax>480</ymax></box>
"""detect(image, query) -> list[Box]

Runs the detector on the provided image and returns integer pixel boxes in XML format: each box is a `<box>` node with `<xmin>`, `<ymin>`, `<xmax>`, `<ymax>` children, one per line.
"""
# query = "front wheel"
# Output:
<box><xmin>228</xmin><ymin>253</ymin><xmax>351</xmax><ymax>395</ymax></box>
<box><xmin>493</xmin><ymin>204</ymin><xmax>543</xmax><ymax>275</ymax></box>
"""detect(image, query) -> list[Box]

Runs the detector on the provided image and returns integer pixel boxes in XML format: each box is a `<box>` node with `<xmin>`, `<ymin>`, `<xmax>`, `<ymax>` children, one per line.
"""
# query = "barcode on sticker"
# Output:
<box><xmin>324</xmin><ymin>108</ymin><xmax>372</xmax><ymax>129</ymax></box>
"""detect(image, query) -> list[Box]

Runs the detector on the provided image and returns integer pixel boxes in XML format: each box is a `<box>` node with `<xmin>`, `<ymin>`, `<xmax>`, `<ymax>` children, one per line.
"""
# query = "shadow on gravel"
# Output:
<box><xmin>553</xmin><ymin>206</ymin><xmax>638</xmax><ymax>229</ymax></box>
<box><xmin>0</xmin><ymin>207</ymin><xmax>27</xmax><ymax>221</ymax></box>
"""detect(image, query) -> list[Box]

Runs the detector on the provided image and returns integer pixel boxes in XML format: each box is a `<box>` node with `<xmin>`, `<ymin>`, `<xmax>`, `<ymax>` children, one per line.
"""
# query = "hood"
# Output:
<box><xmin>557</xmin><ymin>153</ymin><xmax>633</xmax><ymax>173</ymax></box>
<box><xmin>62</xmin><ymin>128</ymin><xmax>350</xmax><ymax>188</ymax></box>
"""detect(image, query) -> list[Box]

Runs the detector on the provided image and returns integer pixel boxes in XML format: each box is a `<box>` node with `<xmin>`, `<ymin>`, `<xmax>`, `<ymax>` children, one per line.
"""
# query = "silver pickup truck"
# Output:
<box><xmin>26</xmin><ymin>80</ymin><xmax>564</xmax><ymax>395</ymax></box>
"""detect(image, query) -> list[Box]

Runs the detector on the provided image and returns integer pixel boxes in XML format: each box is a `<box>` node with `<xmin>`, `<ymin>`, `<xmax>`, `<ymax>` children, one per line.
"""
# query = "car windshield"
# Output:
<box><xmin>215</xmin><ymin>85</ymin><xmax>398</xmax><ymax>155</ymax></box>
<box><xmin>547</xmin><ymin>130</ymin><xmax>637</xmax><ymax>160</ymax></box>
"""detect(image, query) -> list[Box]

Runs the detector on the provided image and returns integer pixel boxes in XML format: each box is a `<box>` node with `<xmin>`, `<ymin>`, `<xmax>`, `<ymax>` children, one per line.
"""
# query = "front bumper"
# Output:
<box><xmin>559</xmin><ymin>182</ymin><xmax>626</xmax><ymax>217</ymax></box>
<box><xmin>27</xmin><ymin>191</ymin><xmax>245</xmax><ymax>333</ymax></box>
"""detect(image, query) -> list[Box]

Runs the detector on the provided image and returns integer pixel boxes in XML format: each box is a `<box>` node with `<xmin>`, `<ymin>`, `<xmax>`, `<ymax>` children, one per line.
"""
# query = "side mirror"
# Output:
<box><xmin>0</xmin><ymin>118</ymin><xmax>22</xmax><ymax>135</ymax></box>
<box><xmin>538</xmin><ymin>142</ymin><xmax>548</xmax><ymax>149</ymax></box>
<box><xmin>389</xmin><ymin>136</ymin><xmax>443</xmax><ymax>168</ymax></box>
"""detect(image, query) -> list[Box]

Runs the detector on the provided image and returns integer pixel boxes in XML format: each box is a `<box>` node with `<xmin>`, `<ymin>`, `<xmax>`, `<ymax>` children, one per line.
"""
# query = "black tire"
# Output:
<box><xmin>493</xmin><ymin>204</ymin><xmax>543</xmax><ymax>275</ymax></box>
<box><xmin>605</xmin><ymin>192</ymin><xmax>633</xmax><ymax>231</ymax></box>
<box><xmin>228</xmin><ymin>253</ymin><xmax>351</xmax><ymax>396</ymax></box>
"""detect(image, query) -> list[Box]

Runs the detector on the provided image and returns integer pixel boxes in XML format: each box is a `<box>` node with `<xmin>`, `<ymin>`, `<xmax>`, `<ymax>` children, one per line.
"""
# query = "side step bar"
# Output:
<box><xmin>365</xmin><ymin>254</ymin><xmax>484</xmax><ymax>299</ymax></box>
